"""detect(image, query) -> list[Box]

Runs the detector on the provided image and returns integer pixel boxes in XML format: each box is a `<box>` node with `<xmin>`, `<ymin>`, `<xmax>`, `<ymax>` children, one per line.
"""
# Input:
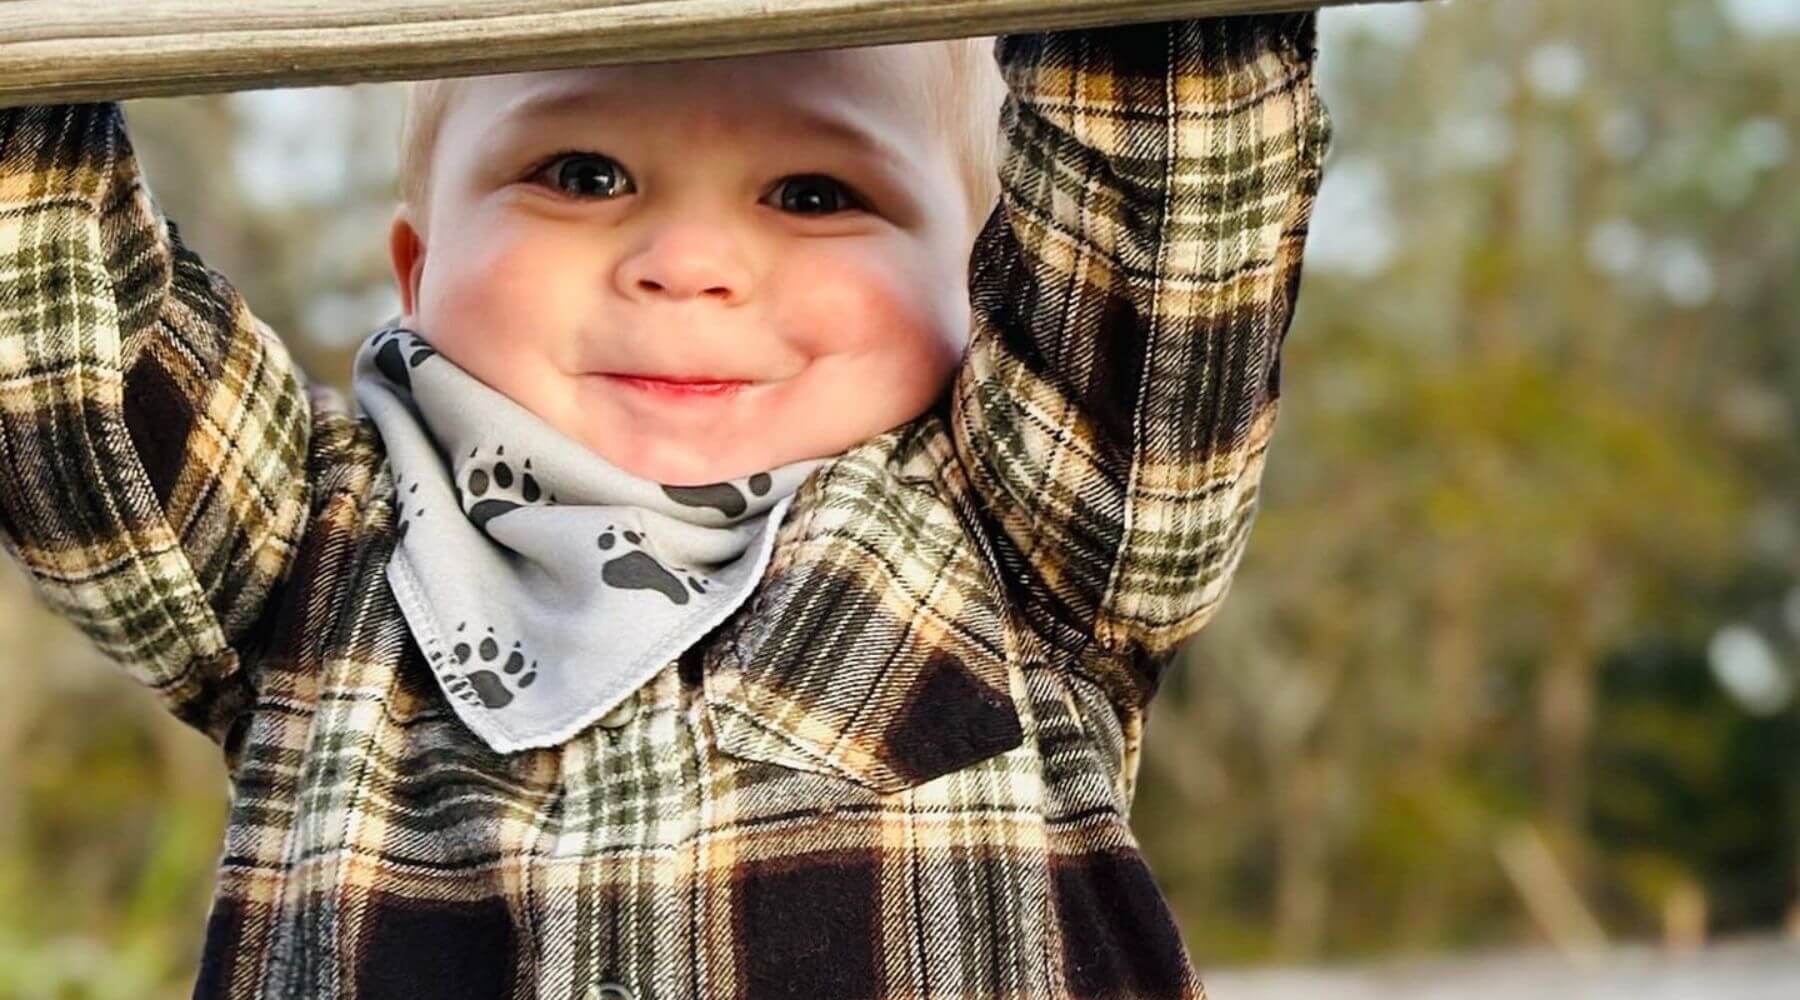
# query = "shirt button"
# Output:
<box><xmin>585</xmin><ymin>983</ymin><xmax>635</xmax><ymax>1000</ymax></box>
<box><xmin>596</xmin><ymin>696</ymin><xmax>637</xmax><ymax>729</ymax></box>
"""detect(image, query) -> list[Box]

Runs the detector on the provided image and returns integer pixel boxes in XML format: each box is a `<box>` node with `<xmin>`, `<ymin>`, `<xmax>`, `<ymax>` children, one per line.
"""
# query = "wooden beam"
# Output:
<box><xmin>0</xmin><ymin>0</ymin><xmax>1422</xmax><ymax>108</ymax></box>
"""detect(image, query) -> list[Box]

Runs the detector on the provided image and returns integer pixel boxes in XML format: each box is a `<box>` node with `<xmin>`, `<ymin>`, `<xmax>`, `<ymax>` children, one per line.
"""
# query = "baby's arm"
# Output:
<box><xmin>953</xmin><ymin>15</ymin><xmax>1331</xmax><ymax>716</ymax></box>
<box><xmin>0</xmin><ymin>103</ymin><xmax>312</xmax><ymax>747</ymax></box>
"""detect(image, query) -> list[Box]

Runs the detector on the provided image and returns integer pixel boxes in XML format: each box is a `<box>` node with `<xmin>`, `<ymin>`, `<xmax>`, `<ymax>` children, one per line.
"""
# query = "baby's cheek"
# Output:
<box><xmin>435</xmin><ymin>234</ymin><xmax>545</xmax><ymax>328</ymax></box>
<box><xmin>783</xmin><ymin>251</ymin><xmax>963</xmax><ymax>434</ymax></box>
<box><xmin>426</xmin><ymin>233</ymin><xmax>575</xmax><ymax>368</ymax></box>
<box><xmin>778</xmin><ymin>249</ymin><xmax>948</xmax><ymax>359</ymax></box>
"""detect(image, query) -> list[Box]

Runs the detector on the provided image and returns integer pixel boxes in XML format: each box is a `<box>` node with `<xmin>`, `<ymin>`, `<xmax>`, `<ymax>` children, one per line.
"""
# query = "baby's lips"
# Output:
<box><xmin>604</xmin><ymin>369</ymin><xmax>755</xmax><ymax>383</ymax></box>
<box><xmin>602</xmin><ymin>373</ymin><xmax>750</xmax><ymax>398</ymax></box>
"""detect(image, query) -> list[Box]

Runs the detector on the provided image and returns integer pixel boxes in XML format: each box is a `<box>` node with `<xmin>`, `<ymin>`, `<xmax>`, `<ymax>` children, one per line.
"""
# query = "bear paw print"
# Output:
<box><xmin>597</xmin><ymin>524</ymin><xmax>711</xmax><ymax>606</ymax></box>
<box><xmin>372</xmin><ymin>329</ymin><xmax>438</xmax><ymax>391</ymax></box>
<box><xmin>435</xmin><ymin>623</ymin><xmax>538</xmax><ymax>709</ymax></box>
<box><xmin>459</xmin><ymin>445</ymin><xmax>550</xmax><ymax>533</ymax></box>
<box><xmin>661</xmin><ymin>472</ymin><xmax>772</xmax><ymax>518</ymax></box>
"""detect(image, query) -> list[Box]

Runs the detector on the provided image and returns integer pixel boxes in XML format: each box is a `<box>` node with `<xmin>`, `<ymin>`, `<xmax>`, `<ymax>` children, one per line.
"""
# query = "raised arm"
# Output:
<box><xmin>953</xmin><ymin>14</ymin><xmax>1331</xmax><ymax>715</ymax></box>
<box><xmin>0</xmin><ymin>103</ymin><xmax>313</xmax><ymax>746</ymax></box>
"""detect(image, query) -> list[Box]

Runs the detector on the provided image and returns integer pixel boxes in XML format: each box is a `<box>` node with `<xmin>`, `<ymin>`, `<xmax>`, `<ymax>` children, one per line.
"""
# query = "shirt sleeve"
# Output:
<box><xmin>952</xmin><ymin>14</ymin><xmax>1332</xmax><ymax>715</ymax></box>
<box><xmin>0</xmin><ymin>102</ymin><xmax>312</xmax><ymax>746</ymax></box>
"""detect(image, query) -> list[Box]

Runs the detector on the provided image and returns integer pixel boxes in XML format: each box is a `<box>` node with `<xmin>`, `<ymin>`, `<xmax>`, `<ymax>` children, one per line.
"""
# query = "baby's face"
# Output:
<box><xmin>390</xmin><ymin>44</ymin><xmax>978</xmax><ymax>487</ymax></box>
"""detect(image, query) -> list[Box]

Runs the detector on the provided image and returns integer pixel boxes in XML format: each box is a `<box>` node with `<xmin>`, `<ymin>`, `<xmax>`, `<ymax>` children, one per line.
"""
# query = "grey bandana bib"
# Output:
<box><xmin>352</xmin><ymin>326</ymin><xmax>829</xmax><ymax>753</ymax></box>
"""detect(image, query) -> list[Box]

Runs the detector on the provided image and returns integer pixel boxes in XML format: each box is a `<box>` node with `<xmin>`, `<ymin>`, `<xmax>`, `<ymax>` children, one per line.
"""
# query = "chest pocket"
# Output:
<box><xmin>699</xmin><ymin>424</ymin><xmax>1025</xmax><ymax>795</ymax></box>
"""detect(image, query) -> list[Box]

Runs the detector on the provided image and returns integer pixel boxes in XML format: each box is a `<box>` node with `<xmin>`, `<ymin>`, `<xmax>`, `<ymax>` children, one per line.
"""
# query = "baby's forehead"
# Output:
<box><xmin>461</xmin><ymin>43</ymin><xmax>937</xmax><ymax>139</ymax></box>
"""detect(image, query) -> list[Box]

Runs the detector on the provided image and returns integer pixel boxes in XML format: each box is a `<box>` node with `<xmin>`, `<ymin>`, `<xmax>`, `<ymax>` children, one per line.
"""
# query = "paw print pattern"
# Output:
<box><xmin>434</xmin><ymin>622</ymin><xmax>538</xmax><ymax>709</ymax></box>
<box><xmin>460</xmin><ymin>446</ymin><xmax>550</xmax><ymax>533</ymax></box>
<box><xmin>661</xmin><ymin>472</ymin><xmax>772</xmax><ymax>518</ymax></box>
<box><xmin>597</xmin><ymin>525</ymin><xmax>711</xmax><ymax>605</ymax></box>
<box><xmin>372</xmin><ymin>329</ymin><xmax>438</xmax><ymax>391</ymax></box>
<box><xmin>393</xmin><ymin>478</ymin><xmax>425</xmax><ymax>544</ymax></box>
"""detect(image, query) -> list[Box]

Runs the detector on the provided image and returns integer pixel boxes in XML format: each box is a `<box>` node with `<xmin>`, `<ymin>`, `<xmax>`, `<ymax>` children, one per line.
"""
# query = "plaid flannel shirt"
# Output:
<box><xmin>0</xmin><ymin>13</ymin><xmax>1330</xmax><ymax>999</ymax></box>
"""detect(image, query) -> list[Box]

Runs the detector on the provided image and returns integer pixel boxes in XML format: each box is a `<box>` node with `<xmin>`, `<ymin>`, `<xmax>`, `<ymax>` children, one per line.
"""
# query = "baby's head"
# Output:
<box><xmin>388</xmin><ymin>38</ymin><xmax>1007</xmax><ymax>487</ymax></box>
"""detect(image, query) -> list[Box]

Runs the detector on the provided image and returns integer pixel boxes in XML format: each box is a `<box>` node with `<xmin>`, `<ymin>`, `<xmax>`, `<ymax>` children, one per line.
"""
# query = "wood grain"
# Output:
<box><xmin>0</xmin><ymin>0</ymin><xmax>1418</xmax><ymax>107</ymax></box>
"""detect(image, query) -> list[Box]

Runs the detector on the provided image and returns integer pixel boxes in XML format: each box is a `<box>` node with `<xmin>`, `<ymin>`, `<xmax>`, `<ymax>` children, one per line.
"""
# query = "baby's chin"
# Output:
<box><xmin>538</xmin><ymin>375</ymin><xmax>925</xmax><ymax>487</ymax></box>
<box><xmin>572</xmin><ymin>425</ymin><xmax>799</xmax><ymax>488</ymax></box>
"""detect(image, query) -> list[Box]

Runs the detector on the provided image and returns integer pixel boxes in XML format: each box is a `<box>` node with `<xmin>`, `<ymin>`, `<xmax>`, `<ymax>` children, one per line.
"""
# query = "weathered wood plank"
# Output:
<box><xmin>0</xmin><ymin>0</ymin><xmax>1419</xmax><ymax>107</ymax></box>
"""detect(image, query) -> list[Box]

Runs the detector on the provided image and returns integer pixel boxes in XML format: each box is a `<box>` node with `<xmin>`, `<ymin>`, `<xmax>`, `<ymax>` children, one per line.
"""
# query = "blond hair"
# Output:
<box><xmin>397</xmin><ymin>36</ymin><xmax>1008</xmax><ymax>236</ymax></box>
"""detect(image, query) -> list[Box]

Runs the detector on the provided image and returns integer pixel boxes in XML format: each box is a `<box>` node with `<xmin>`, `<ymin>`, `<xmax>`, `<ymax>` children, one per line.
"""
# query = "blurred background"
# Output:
<box><xmin>1</xmin><ymin>0</ymin><xmax>1797</xmax><ymax>995</ymax></box>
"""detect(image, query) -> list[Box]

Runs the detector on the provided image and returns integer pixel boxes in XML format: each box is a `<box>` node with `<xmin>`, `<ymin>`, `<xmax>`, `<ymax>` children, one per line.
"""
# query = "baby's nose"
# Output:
<box><xmin>634</xmin><ymin>277</ymin><xmax>733</xmax><ymax>301</ymax></box>
<box><xmin>615</xmin><ymin>225</ymin><xmax>751</xmax><ymax>305</ymax></box>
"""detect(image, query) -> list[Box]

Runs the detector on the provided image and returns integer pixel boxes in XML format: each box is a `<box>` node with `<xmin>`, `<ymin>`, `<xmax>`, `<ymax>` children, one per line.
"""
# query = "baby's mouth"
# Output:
<box><xmin>600</xmin><ymin>373</ymin><xmax>752</xmax><ymax>398</ymax></box>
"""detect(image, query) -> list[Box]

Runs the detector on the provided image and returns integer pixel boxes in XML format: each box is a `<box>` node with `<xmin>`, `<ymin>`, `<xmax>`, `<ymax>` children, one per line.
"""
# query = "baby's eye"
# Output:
<box><xmin>770</xmin><ymin>175</ymin><xmax>862</xmax><ymax>215</ymax></box>
<box><xmin>534</xmin><ymin>153</ymin><xmax>635</xmax><ymax>199</ymax></box>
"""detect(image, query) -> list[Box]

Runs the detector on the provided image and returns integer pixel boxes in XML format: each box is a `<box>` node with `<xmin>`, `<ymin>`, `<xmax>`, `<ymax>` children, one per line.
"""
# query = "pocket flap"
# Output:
<box><xmin>701</xmin><ymin>425</ymin><xmax>1025</xmax><ymax>794</ymax></box>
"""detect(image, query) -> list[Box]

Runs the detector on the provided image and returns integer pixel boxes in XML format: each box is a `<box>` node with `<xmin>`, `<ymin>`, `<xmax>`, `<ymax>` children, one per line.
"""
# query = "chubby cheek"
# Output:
<box><xmin>417</xmin><ymin>219</ymin><xmax>585</xmax><ymax>387</ymax></box>
<box><xmin>777</xmin><ymin>244</ymin><xmax>964</xmax><ymax>379</ymax></box>
<box><xmin>774</xmin><ymin>246</ymin><xmax>967</xmax><ymax>443</ymax></box>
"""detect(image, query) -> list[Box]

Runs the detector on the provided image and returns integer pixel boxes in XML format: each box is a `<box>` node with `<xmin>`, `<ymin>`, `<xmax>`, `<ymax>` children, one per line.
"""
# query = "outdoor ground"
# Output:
<box><xmin>1206</xmin><ymin>936</ymin><xmax>1800</xmax><ymax>999</ymax></box>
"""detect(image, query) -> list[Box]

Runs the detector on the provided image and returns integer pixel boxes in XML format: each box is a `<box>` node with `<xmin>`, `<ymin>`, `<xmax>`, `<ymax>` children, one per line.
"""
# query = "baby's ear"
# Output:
<box><xmin>387</xmin><ymin>204</ymin><xmax>427</xmax><ymax>323</ymax></box>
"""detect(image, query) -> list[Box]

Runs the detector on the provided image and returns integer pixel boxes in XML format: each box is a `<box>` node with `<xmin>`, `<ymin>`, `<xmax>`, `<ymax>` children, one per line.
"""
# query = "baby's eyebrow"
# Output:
<box><xmin>501</xmin><ymin>85</ymin><xmax>622</xmax><ymax>124</ymax></box>
<box><xmin>502</xmin><ymin>84</ymin><xmax>903</xmax><ymax>164</ymax></box>
<box><xmin>775</xmin><ymin>109</ymin><xmax>903</xmax><ymax>164</ymax></box>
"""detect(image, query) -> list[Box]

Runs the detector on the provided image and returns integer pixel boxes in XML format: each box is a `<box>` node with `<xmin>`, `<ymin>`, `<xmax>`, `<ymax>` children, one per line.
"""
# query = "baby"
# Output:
<box><xmin>387</xmin><ymin>39</ymin><xmax>1007</xmax><ymax>487</ymax></box>
<box><xmin>0</xmin><ymin>12</ymin><xmax>1329</xmax><ymax>1000</ymax></box>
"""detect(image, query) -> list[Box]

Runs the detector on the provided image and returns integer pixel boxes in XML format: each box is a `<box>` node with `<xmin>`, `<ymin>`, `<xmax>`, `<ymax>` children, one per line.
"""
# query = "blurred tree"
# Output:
<box><xmin>1138</xmin><ymin>0</ymin><xmax>1799</xmax><ymax>964</ymax></box>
